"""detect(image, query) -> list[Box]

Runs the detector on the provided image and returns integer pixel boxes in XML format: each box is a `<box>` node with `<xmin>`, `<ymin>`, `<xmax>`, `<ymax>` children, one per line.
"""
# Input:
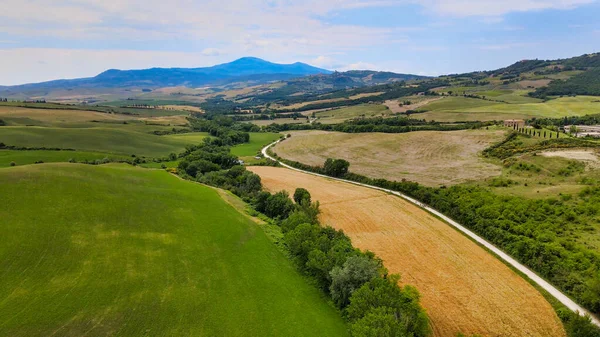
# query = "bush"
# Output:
<box><xmin>330</xmin><ymin>256</ymin><xmax>381</xmax><ymax>308</ymax></box>
<box><xmin>293</xmin><ymin>188</ymin><xmax>312</xmax><ymax>205</ymax></box>
<box><xmin>346</xmin><ymin>276</ymin><xmax>430</xmax><ymax>337</ymax></box>
<box><xmin>9</xmin><ymin>161</ymin><xmax>16</xmax><ymax>167</ymax></box>
<box><xmin>324</xmin><ymin>158</ymin><xmax>350</xmax><ymax>177</ymax></box>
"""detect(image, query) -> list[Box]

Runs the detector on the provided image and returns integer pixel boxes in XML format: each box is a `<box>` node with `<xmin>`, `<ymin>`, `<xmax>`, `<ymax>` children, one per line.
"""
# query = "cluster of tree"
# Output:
<box><xmin>199</xmin><ymin>97</ymin><xmax>256</xmax><ymax>115</ymax></box>
<box><xmin>0</xmin><ymin>119</ymin><xmax>5</xmax><ymax>126</ymax></box>
<box><xmin>530</xmin><ymin>68</ymin><xmax>600</xmax><ymax>98</ymax></box>
<box><xmin>0</xmin><ymin>143</ymin><xmax>76</xmax><ymax>151</ymax></box>
<box><xmin>533</xmin><ymin>114</ymin><xmax>600</xmax><ymax>127</ymax></box>
<box><xmin>188</xmin><ymin>118</ymin><xmax>250</xmax><ymax>146</ymax></box>
<box><xmin>272</xmin><ymin>145</ymin><xmax>600</xmax><ymax>335</ymax></box>
<box><xmin>228</xmin><ymin>112</ymin><xmax>306</xmax><ymax>122</ymax></box>
<box><xmin>256</xmin><ymin>184</ymin><xmax>430</xmax><ymax>336</ymax></box>
<box><xmin>151</xmin><ymin>127</ymin><xmax>192</xmax><ymax>135</ymax></box>
<box><xmin>264</xmin><ymin>117</ymin><xmax>494</xmax><ymax>134</ymax></box>
<box><xmin>0</xmin><ymin>98</ymin><xmax>8</xmax><ymax>102</ymax></box>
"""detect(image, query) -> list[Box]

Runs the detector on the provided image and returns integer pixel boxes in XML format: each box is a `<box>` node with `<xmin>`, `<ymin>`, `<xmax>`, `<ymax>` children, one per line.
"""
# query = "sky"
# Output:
<box><xmin>1</xmin><ymin>0</ymin><xmax>599</xmax><ymax>85</ymax></box>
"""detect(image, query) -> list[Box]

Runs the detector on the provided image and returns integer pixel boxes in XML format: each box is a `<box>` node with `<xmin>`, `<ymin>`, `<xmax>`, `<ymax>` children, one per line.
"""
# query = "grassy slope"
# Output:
<box><xmin>315</xmin><ymin>104</ymin><xmax>389</xmax><ymax>124</ymax></box>
<box><xmin>0</xmin><ymin>150</ymin><xmax>130</xmax><ymax>167</ymax></box>
<box><xmin>416</xmin><ymin>95</ymin><xmax>600</xmax><ymax>122</ymax></box>
<box><xmin>0</xmin><ymin>163</ymin><xmax>348</xmax><ymax>337</ymax></box>
<box><xmin>231</xmin><ymin>133</ymin><xmax>281</xmax><ymax>158</ymax></box>
<box><xmin>0</xmin><ymin>127</ymin><xmax>208</xmax><ymax>157</ymax></box>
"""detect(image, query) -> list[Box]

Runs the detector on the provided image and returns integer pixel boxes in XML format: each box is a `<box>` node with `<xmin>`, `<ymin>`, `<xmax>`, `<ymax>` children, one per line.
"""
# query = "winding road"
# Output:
<box><xmin>261</xmin><ymin>139</ymin><xmax>600</xmax><ymax>327</ymax></box>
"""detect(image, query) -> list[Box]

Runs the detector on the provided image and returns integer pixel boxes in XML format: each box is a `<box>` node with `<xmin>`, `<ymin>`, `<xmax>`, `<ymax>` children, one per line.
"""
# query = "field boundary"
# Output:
<box><xmin>261</xmin><ymin>140</ymin><xmax>600</xmax><ymax>327</ymax></box>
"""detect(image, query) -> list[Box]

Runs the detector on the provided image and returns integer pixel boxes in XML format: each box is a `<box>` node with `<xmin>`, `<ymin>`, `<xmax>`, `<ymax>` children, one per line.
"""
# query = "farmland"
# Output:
<box><xmin>272</xmin><ymin>129</ymin><xmax>505</xmax><ymax>186</ymax></box>
<box><xmin>230</xmin><ymin>132</ymin><xmax>281</xmax><ymax>159</ymax></box>
<box><xmin>249</xmin><ymin>166</ymin><xmax>565</xmax><ymax>337</ymax></box>
<box><xmin>0</xmin><ymin>127</ymin><xmax>208</xmax><ymax>157</ymax></box>
<box><xmin>416</xmin><ymin>95</ymin><xmax>600</xmax><ymax>122</ymax></box>
<box><xmin>0</xmin><ymin>163</ymin><xmax>349</xmax><ymax>337</ymax></box>
<box><xmin>313</xmin><ymin>104</ymin><xmax>390</xmax><ymax>124</ymax></box>
<box><xmin>0</xmin><ymin>150</ymin><xmax>129</xmax><ymax>167</ymax></box>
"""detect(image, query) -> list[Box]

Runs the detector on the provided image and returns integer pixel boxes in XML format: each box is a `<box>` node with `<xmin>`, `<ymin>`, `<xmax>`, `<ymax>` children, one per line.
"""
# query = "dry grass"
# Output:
<box><xmin>273</xmin><ymin>130</ymin><xmax>505</xmax><ymax>186</ymax></box>
<box><xmin>0</xmin><ymin>106</ymin><xmax>127</xmax><ymax>124</ymax></box>
<box><xmin>384</xmin><ymin>96</ymin><xmax>442</xmax><ymax>114</ymax></box>
<box><xmin>248</xmin><ymin>166</ymin><xmax>565</xmax><ymax>337</ymax></box>
<box><xmin>517</xmin><ymin>79</ymin><xmax>551</xmax><ymax>89</ymax></box>
<box><xmin>158</xmin><ymin>105</ymin><xmax>203</xmax><ymax>113</ymax></box>
<box><xmin>349</xmin><ymin>92</ymin><xmax>384</xmax><ymax>99</ymax></box>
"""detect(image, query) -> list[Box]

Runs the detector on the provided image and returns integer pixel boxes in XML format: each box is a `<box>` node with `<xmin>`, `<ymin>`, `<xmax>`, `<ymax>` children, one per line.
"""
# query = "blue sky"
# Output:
<box><xmin>1</xmin><ymin>0</ymin><xmax>599</xmax><ymax>85</ymax></box>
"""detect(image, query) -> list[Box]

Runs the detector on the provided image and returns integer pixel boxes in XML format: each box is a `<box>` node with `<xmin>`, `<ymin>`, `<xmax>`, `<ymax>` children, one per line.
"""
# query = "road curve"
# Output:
<box><xmin>261</xmin><ymin>139</ymin><xmax>600</xmax><ymax>327</ymax></box>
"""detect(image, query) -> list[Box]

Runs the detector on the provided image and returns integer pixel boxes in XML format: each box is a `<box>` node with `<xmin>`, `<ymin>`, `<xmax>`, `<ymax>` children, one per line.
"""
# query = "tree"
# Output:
<box><xmin>9</xmin><ymin>161</ymin><xmax>16</xmax><ymax>167</ymax></box>
<box><xmin>570</xmin><ymin>125</ymin><xmax>579</xmax><ymax>137</ymax></box>
<box><xmin>330</xmin><ymin>255</ymin><xmax>381</xmax><ymax>308</ymax></box>
<box><xmin>294</xmin><ymin>188</ymin><xmax>311</xmax><ymax>205</ymax></box>
<box><xmin>350</xmin><ymin>307</ymin><xmax>409</xmax><ymax>337</ymax></box>
<box><xmin>324</xmin><ymin>158</ymin><xmax>350</xmax><ymax>177</ymax></box>
<box><xmin>264</xmin><ymin>191</ymin><xmax>295</xmax><ymax>219</ymax></box>
<box><xmin>184</xmin><ymin>159</ymin><xmax>221</xmax><ymax>177</ymax></box>
<box><xmin>346</xmin><ymin>276</ymin><xmax>430</xmax><ymax>337</ymax></box>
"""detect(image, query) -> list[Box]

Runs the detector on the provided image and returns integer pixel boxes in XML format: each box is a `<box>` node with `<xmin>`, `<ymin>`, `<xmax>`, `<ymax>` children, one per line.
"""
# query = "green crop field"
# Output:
<box><xmin>315</xmin><ymin>104</ymin><xmax>390</xmax><ymax>124</ymax></box>
<box><xmin>231</xmin><ymin>132</ymin><xmax>281</xmax><ymax>158</ymax></box>
<box><xmin>0</xmin><ymin>163</ymin><xmax>348</xmax><ymax>337</ymax></box>
<box><xmin>0</xmin><ymin>127</ymin><xmax>209</xmax><ymax>157</ymax></box>
<box><xmin>0</xmin><ymin>150</ymin><xmax>130</xmax><ymax>167</ymax></box>
<box><xmin>416</xmin><ymin>95</ymin><xmax>600</xmax><ymax>122</ymax></box>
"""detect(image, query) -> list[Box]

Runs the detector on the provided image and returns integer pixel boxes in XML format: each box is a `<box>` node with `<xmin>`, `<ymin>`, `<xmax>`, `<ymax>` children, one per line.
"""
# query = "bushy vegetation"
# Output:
<box><xmin>264</xmin><ymin>116</ymin><xmax>494</xmax><ymax>134</ymax></box>
<box><xmin>532</xmin><ymin>68</ymin><xmax>600</xmax><ymax>98</ymax></box>
<box><xmin>483</xmin><ymin>132</ymin><xmax>599</xmax><ymax>159</ymax></box>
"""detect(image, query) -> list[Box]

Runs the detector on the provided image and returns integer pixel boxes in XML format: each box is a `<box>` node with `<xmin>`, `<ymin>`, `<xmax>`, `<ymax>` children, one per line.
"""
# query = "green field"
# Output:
<box><xmin>0</xmin><ymin>127</ymin><xmax>208</xmax><ymax>157</ymax></box>
<box><xmin>416</xmin><ymin>95</ymin><xmax>600</xmax><ymax>122</ymax></box>
<box><xmin>231</xmin><ymin>132</ymin><xmax>281</xmax><ymax>158</ymax></box>
<box><xmin>0</xmin><ymin>150</ymin><xmax>130</xmax><ymax>167</ymax></box>
<box><xmin>0</xmin><ymin>164</ymin><xmax>348</xmax><ymax>336</ymax></box>
<box><xmin>315</xmin><ymin>104</ymin><xmax>389</xmax><ymax>124</ymax></box>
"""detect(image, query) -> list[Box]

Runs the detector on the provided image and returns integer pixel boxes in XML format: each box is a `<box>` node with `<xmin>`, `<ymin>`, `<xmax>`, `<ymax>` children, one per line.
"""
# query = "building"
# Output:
<box><xmin>504</xmin><ymin>119</ymin><xmax>525</xmax><ymax>128</ymax></box>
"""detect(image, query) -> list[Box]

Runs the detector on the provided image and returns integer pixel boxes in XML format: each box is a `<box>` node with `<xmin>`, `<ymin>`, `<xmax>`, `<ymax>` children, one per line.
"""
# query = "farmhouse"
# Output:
<box><xmin>504</xmin><ymin>119</ymin><xmax>525</xmax><ymax>128</ymax></box>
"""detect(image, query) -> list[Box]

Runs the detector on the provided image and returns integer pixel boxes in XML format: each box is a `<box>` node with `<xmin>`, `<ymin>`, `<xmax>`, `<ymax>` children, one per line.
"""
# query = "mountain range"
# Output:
<box><xmin>3</xmin><ymin>57</ymin><xmax>332</xmax><ymax>90</ymax></box>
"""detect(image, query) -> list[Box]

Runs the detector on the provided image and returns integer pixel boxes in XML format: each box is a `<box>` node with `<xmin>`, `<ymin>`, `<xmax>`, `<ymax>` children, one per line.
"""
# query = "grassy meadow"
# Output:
<box><xmin>416</xmin><ymin>95</ymin><xmax>600</xmax><ymax>122</ymax></box>
<box><xmin>314</xmin><ymin>104</ymin><xmax>390</xmax><ymax>124</ymax></box>
<box><xmin>0</xmin><ymin>150</ymin><xmax>130</xmax><ymax>167</ymax></box>
<box><xmin>231</xmin><ymin>132</ymin><xmax>281</xmax><ymax>158</ymax></box>
<box><xmin>0</xmin><ymin>163</ymin><xmax>349</xmax><ymax>337</ymax></box>
<box><xmin>0</xmin><ymin>127</ymin><xmax>208</xmax><ymax>157</ymax></box>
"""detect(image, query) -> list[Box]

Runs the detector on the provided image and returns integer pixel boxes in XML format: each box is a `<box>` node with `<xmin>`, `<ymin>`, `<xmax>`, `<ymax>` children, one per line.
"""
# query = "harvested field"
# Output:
<box><xmin>248</xmin><ymin>166</ymin><xmax>565</xmax><ymax>337</ymax></box>
<box><xmin>384</xmin><ymin>96</ymin><xmax>442</xmax><ymax>114</ymax></box>
<box><xmin>273</xmin><ymin>130</ymin><xmax>504</xmax><ymax>186</ymax></box>
<box><xmin>540</xmin><ymin>149</ymin><xmax>600</xmax><ymax>168</ymax></box>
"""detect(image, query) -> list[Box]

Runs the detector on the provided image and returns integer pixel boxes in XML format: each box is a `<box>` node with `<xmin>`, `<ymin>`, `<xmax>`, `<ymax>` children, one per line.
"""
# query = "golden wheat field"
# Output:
<box><xmin>249</xmin><ymin>166</ymin><xmax>565</xmax><ymax>337</ymax></box>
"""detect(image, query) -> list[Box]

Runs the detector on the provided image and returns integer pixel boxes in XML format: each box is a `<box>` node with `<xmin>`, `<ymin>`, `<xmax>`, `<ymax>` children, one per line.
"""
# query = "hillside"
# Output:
<box><xmin>0</xmin><ymin>163</ymin><xmax>349</xmax><ymax>336</ymax></box>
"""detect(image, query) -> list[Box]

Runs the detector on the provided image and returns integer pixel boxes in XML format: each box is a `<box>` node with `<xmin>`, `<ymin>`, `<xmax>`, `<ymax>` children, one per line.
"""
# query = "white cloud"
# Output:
<box><xmin>418</xmin><ymin>0</ymin><xmax>595</xmax><ymax>17</ymax></box>
<box><xmin>0</xmin><ymin>48</ymin><xmax>227</xmax><ymax>85</ymax></box>
<box><xmin>201</xmin><ymin>48</ymin><xmax>223</xmax><ymax>56</ymax></box>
